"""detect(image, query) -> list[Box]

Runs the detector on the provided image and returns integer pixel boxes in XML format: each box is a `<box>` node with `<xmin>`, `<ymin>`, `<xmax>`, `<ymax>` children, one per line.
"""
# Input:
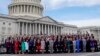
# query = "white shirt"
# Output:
<box><xmin>41</xmin><ymin>40</ymin><xmax>45</xmax><ymax>49</ymax></box>
<box><xmin>73</xmin><ymin>40</ymin><xmax>76</xmax><ymax>46</ymax></box>
<box><xmin>25</xmin><ymin>42</ymin><xmax>29</xmax><ymax>50</ymax></box>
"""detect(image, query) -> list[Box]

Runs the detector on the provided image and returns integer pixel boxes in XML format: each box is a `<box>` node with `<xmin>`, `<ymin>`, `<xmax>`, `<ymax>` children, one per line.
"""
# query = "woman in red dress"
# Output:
<box><xmin>14</xmin><ymin>38</ymin><xmax>19</xmax><ymax>54</ymax></box>
<box><xmin>35</xmin><ymin>39</ymin><xmax>41</xmax><ymax>53</ymax></box>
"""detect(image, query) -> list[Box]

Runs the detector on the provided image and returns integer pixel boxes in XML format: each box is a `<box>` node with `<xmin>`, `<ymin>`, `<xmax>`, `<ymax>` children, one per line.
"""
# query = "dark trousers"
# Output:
<box><xmin>45</xmin><ymin>46</ymin><xmax>49</xmax><ymax>53</ymax></box>
<box><xmin>53</xmin><ymin>47</ymin><xmax>57</xmax><ymax>53</ymax></box>
<box><xmin>86</xmin><ymin>47</ymin><xmax>91</xmax><ymax>52</ymax></box>
<box><xmin>29</xmin><ymin>46</ymin><xmax>33</xmax><ymax>54</ymax></box>
<box><xmin>57</xmin><ymin>46</ymin><xmax>61</xmax><ymax>53</ymax></box>
<box><xmin>95</xmin><ymin>46</ymin><xmax>98</xmax><ymax>52</ymax></box>
<box><xmin>33</xmin><ymin>46</ymin><xmax>36</xmax><ymax>53</ymax></box>
<box><xmin>61</xmin><ymin>46</ymin><xmax>64</xmax><ymax>52</ymax></box>
<box><xmin>6</xmin><ymin>47</ymin><xmax>11</xmax><ymax>54</ymax></box>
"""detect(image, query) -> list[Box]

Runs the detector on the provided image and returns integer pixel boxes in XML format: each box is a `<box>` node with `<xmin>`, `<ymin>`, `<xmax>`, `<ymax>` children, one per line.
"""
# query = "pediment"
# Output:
<box><xmin>35</xmin><ymin>16</ymin><xmax>58</xmax><ymax>23</ymax></box>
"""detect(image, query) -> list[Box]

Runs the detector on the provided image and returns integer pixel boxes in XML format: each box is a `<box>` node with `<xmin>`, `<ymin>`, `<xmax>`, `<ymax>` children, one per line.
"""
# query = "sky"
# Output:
<box><xmin>0</xmin><ymin>0</ymin><xmax>100</xmax><ymax>27</ymax></box>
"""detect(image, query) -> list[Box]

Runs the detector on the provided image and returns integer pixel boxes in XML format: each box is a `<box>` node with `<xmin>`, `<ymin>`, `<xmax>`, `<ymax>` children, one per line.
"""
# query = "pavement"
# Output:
<box><xmin>0</xmin><ymin>52</ymin><xmax>100</xmax><ymax>56</ymax></box>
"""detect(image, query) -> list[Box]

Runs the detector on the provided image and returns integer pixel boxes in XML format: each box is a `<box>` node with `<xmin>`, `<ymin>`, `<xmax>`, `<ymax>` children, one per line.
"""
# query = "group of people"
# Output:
<box><xmin>0</xmin><ymin>34</ymin><xmax>99</xmax><ymax>54</ymax></box>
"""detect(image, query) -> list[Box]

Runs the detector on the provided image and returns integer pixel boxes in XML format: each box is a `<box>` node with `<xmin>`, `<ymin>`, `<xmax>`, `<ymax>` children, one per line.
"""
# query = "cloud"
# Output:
<box><xmin>60</xmin><ymin>18</ymin><xmax>100</xmax><ymax>27</ymax></box>
<box><xmin>0</xmin><ymin>0</ymin><xmax>100</xmax><ymax>27</ymax></box>
<box><xmin>42</xmin><ymin>0</ymin><xmax>100</xmax><ymax>9</ymax></box>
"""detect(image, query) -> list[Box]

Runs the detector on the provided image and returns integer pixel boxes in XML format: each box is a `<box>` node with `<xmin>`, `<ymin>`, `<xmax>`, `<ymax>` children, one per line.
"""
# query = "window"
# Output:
<box><xmin>9</xmin><ymin>23</ymin><xmax>11</xmax><ymax>26</ymax></box>
<box><xmin>3</xmin><ymin>22</ymin><xmax>5</xmax><ymax>25</ymax></box>
<box><xmin>8</xmin><ymin>28</ymin><xmax>11</xmax><ymax>34</ymax></box>
<box><xmin>2</xmin><ymin>27</ymin><xmax>6</xmax><ymax>30</ymax></box>
<box><xmin>8</xmin><ymin>28</ymin><xmax>11</xmax><ymax>30</ymax></box>
<box><xmin>2</xmin><ymin>27</ymin><xmax>6</xmax><ymax>34</ymax></box>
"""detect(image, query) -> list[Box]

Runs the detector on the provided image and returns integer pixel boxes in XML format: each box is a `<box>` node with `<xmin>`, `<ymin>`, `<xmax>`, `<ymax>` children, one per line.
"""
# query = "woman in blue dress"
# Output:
<box><xmin>76</xmin><ymin>37</ymin><xmax>80</xmax><ymax>52</ymax></box>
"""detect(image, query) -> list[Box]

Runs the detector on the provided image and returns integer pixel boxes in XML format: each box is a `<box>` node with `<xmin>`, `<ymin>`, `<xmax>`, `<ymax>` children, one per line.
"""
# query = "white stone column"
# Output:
<box><xmin>26</xmin><ymin>23</ymin><xmax>28</xmax><ymax>35</ymax></box>
<box><xmin>13</xmin><ymin>6</ymin><xmax>15</xmax><ymax>13</ymax></box>
<box><xmin>21</xmin><ymin>22</ymin><xmax>23</xmax><ymax>35</ymax></box>
<box><xmin>29</xmin><ymin>23</ymin><xmax>32</xmax><ymax>35</ymax></box>
<box><xmin>33</xmin><ymin>6</ymin><xmax>35</xmax><ymax>13</ymax></box>
<box><xmin>51</xmin><ymin>25</ymin><xmax>52</xmax><ymax>35</ymax></box>
<box><xmin>40</xmin><ymin>8</ymin><xmax>41</xmax><ymax>15</ymax></box>
<box><xmin>58</xmin><ymin>27</ymin><xmax>60</xmax><ymax>35</ymax></box>
<box><xmin>38</xmin><ymin>7</ymin><xmax>39</xmax><ymax>15</ymax></box>
<box><xmin>26</xmin><ymin>5</ymin><xmax>27</xmax><ymax>13</ymax></box>
<box><xmin>30</xmin><ymin>5</ymin><xmax>32</xmax><ymax>14</ymax></box>
<box><xmin>56</xmin><ymin>26</ymin><xmax>57</xmax><ymax>35</ymax></box>
<box><xmin>38</xmin><ymin>23</ymin><xmax>40</xmax><ymax>34</ymax></box>
<box><xmin>14</xmin><ymin>6</ymin><xmax>17</xmax><ymax>14</ymax></box>
<box><xmin>58</xmin><ymin>27</ymin><xmax>60</xmax><ymax>34</ymax></box>
<box><xmin>42</xmin><ymin>24</ymin><xmax>43</xmax><ymax>34</ymax></box>
<box><xmin>53</xmin><ymin>26</ymin><xmax>55</xmax><ymax>35</ymax></box>
<box><xmin>32</xmin><ymin>6</ymin><xmax>33</xmax><ymax>13</ymax></box>
<box><xmin>29</xmin><ymin>6</ymin><xmax>31</xmax><ymax>13</ymax></box>
<box><xmin>52</xmin><ymin>25</ymin><xmax>53</xmax><ymax>35</ymax></box>
<box><xmin>32</xmin><ymin>23</ymin><xmax>34</xmax><ymax>34</ymax></box>
<box><xmin>20</xmin><ymin>5</ymin><xmax>22</xmax><ymax>13</ymax></box>
<box><xmin>18</xmin><ymin>5</ymin><xmax>21</xmax><ymax>13</ymax></box>
<box><xmin>10</xmin><ymin>7</ymin><xmax>12</xmax><ymax>14</ymax></box>
<box><xmin>32</xmin><ymin>6</ymin><xmax>34</xmax><ymax>14</ymax></box>
<box><xmin>21</xmin><ymin>5</ymin><xmax>23</xmax><ymax>13</ymax></box>
<box><xmin>24</xmin><ymin>5</ymin><xmax>25</xmax><ymax>13</ymax></box>
<box><xmin>15</xmin><ymin>6</ymin><xmax>16</xmax><ymax>13</ymax></box>
<box><xmin>9</xmin><ymin>7</ymin><xmax>11</xmax><ymax>14</ymax></box>
<box><xmin>17</xmin><ymin>5</ymin><xmax>19</xmax><ymax>14</ymax></box>
<box><xmin>35</xmin><ymin>23</ymin><xmax>37</xmax><ymax>34</ymax></box>
<box><xmin>18</xmin><ymin>22</ymin><xmax>20</xmax><ymax>35</ymax></box>
<box><xmin>48</xmin><ymin>25</ymin><xmax>49</xmax><ymax>35</ymax></box>
<box><xmin>57</xmin><ymin>26</ymin><xmax>58</xmax><ymax>35</ymax></box>
<box><xmin>34</xmin><ymin>6</ymin><xmax>36</xmax><ymax>14</ymax></box>
<box><xmin>18</xmin><ymin>5</ymin><xmax>19</xmax><ymax>13</ymax></box>
<box><xmin>57</xmin><ymin>27</ymin><xmax>59</xmax><ymax>34</ymax></box>
<box><xmin>16</xmin><ymin>6</ymin><xmax>17</xmax><ymax>13</ymax></box>
<box><xmin>35</xmin><ymin>7</ymin><xmax>37</xmax><ymax>14</ymax></box>
<box><xmin>45</xmin><ymin>24</ymin><xmax>46</xmax><ymax>34</ymax></box>
<box><xmin>61</xmin><ymin>27</ymin><xmax>62</xmax><ymax>34</ymax></box>
<box><xmin>98</xmin><ymin>28</ymin><xmax>99</xmax><ymax>40</ymax></box>
<box><xmin>12</xmin><ymin>6</ymin><xmax>14</xmax><ymax>13</ymax></box>
<box><xmin>28</xmin><ymin>5</ymin><xmax>30</xmax><ymax>13</ymax></box>
<box><xmin>18</xmin><ymin>5</ymin><xmax>20</xmax><ymax>13</ymax></box>
<box><xmin>38</xmin><ymin>8</ymin><xmax>39</xmax><ymax>15</ymax></box>
<box><xmin>37</xmin><ymin>7</ymin><xmax>38</xmax><ymax>14</ymax></box>
<box><xmin>23</xmin><ymin>22</ymin><xmax>25</xmax><ymax>35</ymax></box>
<box><xmin>13</xmin><ymin>6</ymin><xmax>14</xmax><ymax>13</ymax></box>
<box><xmin>22</xmin><ymin>22</ymin><xmax>24</xmax><ymax>35</ymax></box>
<box><xmin>59</xmin><ymin>27</ymin><xmax>61</xmax><ymax>35</ymax></box>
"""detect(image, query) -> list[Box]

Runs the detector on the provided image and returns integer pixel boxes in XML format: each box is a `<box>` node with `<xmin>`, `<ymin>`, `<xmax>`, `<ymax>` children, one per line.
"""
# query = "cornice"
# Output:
<box><xmin>0</xmin><ymin>14</ymin><xmax>77</xmax><ymax>28</ymax></box>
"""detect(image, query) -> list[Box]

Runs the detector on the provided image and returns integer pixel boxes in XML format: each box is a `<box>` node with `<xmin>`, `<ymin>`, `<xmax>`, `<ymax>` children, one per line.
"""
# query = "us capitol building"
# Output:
<box><xmin>0</xmin><ymin>0</ymin><xmax>100</xmax><ymax>40</ymax></box>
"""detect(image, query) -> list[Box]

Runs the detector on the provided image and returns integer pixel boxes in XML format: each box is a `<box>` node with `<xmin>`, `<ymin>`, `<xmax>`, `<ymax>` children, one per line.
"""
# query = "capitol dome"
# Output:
<box><xmin>8</xmin><ymin>0</ymin><xmax>43</xmax><ymax>18</ymax></box>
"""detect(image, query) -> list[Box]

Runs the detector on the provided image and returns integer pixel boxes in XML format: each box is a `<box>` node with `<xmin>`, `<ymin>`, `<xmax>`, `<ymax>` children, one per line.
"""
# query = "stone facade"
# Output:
<box><xmin>61</xmin><ymin>24</ymin><xmax>78</xmax><ymax>34</ymax></box>
<box><xmin>0</xmin><ymin>15</ymin><xmax>63</xmax><ymax>37</ymax></box>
